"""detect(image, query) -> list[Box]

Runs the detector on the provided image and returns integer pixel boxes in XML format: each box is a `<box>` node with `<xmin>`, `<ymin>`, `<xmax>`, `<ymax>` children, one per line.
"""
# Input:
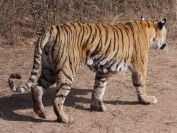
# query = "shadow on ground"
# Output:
<box><xmin>0</xmin><ymin>87</ymin><xmax>140</xmax><ymax>123</ymax></box>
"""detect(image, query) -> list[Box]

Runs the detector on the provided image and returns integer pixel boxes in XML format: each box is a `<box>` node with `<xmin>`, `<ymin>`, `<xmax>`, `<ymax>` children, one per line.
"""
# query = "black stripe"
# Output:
<box><xmin>117</xmin><ymin>27</ymin><xmax>124</xmax><ymax>53</ymax></box>
<box><xmin>69</xmin><ymin>56</ymin><xmax>74</xmax><ymax>76</ymax></box>
<box><xmin>93</xmin><ymin>54</ymin><xmax>105</xmax><ymax>63</ymax></box>
<box><xmin>62</xmin><ymin>69</ymin><xmax>72</xmax><ymax>81</ymax></box>
<box><xmin>133</xmin><ymin>20</ymin><xmax>140</xmax><ymax>32</ymax></box>
<box><xmin>62</xmin><ymin>26</ymin><xmax>70</xmax><ymax>52</ymax></box>
<box><xmin>53</xmin><ymin>42</ymin><xmax>63</xmax><ymax>66</ymax></box>
<box><xmin>138</xmin><ymin>37</ymin><xmax>144</xmax><ymax>65</ymax></box>
<box><xmin>116</xmin><ymin>59</ymin><xmax>122</xmax><ymax>69</ymax></box>
<box><xmin>49</xmin><ymin>27</ymin><xmax>53</xmax><ymax>39</ymax></box>
<box><xmin>34</xmin><ymin>54</ymin><xmax>41</xmax><ymax>59</ymax></box>
<box><xmin>83</xmin><ymin>24</ymin><xmax>93</xmax><ymax>49</ymax></box>
<box><xmin>96</xmin><ymin>50</ymin><xmax>110</xmax><ymax>66</ymax></box>
<box><xmin>86</xmin><ymin>50</ymin><xmax>90</xmax><ymax>62</ymax></box>
<box><xmin>75</xmin><ymin>23</ymin><xmax>82</xmax><ymax>53</ymax></box>
<box><xmin>56</xmin><ymin>83</ymin><xmax>72</xmax><ymax>93</ymax></box>
<box><xmin>33</xmin><ymin>59</ymin><xmax>40</xmax><ymax>69</ymax></box>
<box><xmin>66</xmin><ymin>25</ymin><xmax>76</xmax><ymax>62</ymax></box>
<box><xmin>133</xmin><ymin>43</ymin><xmax>137</xmax><ymax>61</ymax></box>
<box><xmin>55</xmin><ymin>68</ymin><xmax>63</xmax><ymax>74</ymax></box>
<box><xmin>134</xmin><ymin>22</ymin><xmax>144</xmax><ymax>65</ymax></box>
<box><xmin>73</xmin><ymin>49</ymin><xmax>77</xmax><ymax>64</ymax></box>
<box><xmin>95</xmin><ymin>76</ymin><xmax>107</xmax><ymax>80</ymax></box>
<box><xmin>104</xmin><ymin>40</ymin><xmax>111</xmax><ymax>57</ymax></box>
<box><xmin>101</xmin><ymin>24</ymin><xmax>108</xmax><ymax>46</ymax></box>
<box><xmin>77</xmin><ymin>23</ymin><xmax>85</xmax><ymax>46</ymax></box>
<box><xmin>26</xmin><ymin>84</ymin><xmax>30</xmax><ymax>89</ymax></box>
<box><xmin>126</xmin><ymin>22</ymin><xmax>134</xmax><ymax>36</ymax></box>
<box><xmin>55</xmin><ymin>32</ymin><xmax>67</xmax><ymax>67</ymax></box>
<box><xmin>65</xmin><ymin>24</ymin><xmax>72</xmax><ymax>33</ymax></box>
<box><xmin>90</xmin><ymin>24</ymin><xmax>102</xmax><ymax>57</ymax></box>
<box><xmin>106</xmin><ymin>51</ymin><xmax>118</xmax><ymax>69</ymax></box>
<box><xmin>31</xmin><ymin>72</ymin><xmax>37</xmax><ymax>76</ymax></box>
<box><xmin>112</xmin><ymin>26</ymin><xmax>119</xmax><ymax>53</ymax></box>
<box><xmin>107</xmin><ymin>60</ymin><xmax>116</xmax><ymax>70</ymax></box>
<box><xmin>29</xmin><ymin>77</ymin><xmax>35</xmax><ymax>82</ymax></box>
<box><xmin>62</xmin><ymin>25</ymin><xmax>69</xmax><ymax>55</ymax></box>
<box><xmin>50</xmin><ymin>27</ymin><xmax>53</xmax><ymax>34</ymax></box>
<box><xmin>94</xmin><ymin>85</ymin><xmax>105</xmax><ymax>89</ymax></box>
<box><xmin>102</xmin><ymin>46</ymin><xmax>117</xmax><ymax>70</ymax></box>
<box><xmin>95</xmin><ymin>24</ymin><xmax>102</xmax><ymax>37</ymax></box>
<box><xmin>133</xmin><ymin>83</ymin><xmax>141</xmax><ymax>87</ymax></box>
<box><xmin>70</xmin><ymin>23</ymin><xmax>77</xmax><ymax>31</ymax></box>
<box><xmin>59</xmin><ymin>83</ymin><xmax>71</xmax><ymax>89</ymax></box>
<box><xmin>114</xmin><ymin>25</ymin><xmax>124</xmax><ymax>54</ymax></box>
<box><xmin>35</xmin><ymin>51</ymin><xmax>42</xmax><ymax>58</ymax></box>
<box><xmin>90</xmin><ymin>42</ymin><xmax>99</xmax><ymax>57</ymax></box>
<box><xmin>55</xmin><ymin>26</ymin><xmax>60</xmax><ymax>45</ymax></box>
<box><xmin>69</xmin><ymin>23</ymin><xmax>77</xmax><ymax>50</ymax></box>
<box><xmin>64</xmin><ymin>26</ymin><xmax>71</xmax><ymax>60</ymax></box>
<box><xmin>123</xmin><ymin>26</ymin><xmax>130</xmax><ymax>61</ymax></box>
<box><xmin>90</xmin><ymin>25</ymin><xmax>97</xmax><ymax>44</ymax></box>
<box><xmin>53</xmin><ymin>26</ymin><xmax>60</xmax><ymax>64</ymax></box>
<box><xmin>55</xmin><ymin>56</ymin><xmax>67</xmax><ymax>74</ymax></box>
<box><xmin>146</xmin><ymin>21</ymin><xmax>150</xmax><ymax>28</ymax></box>
<box><xmin>111</xmin><ymin>26</ymin><xmax>116</xmax><ymax>52</ymax></box>
<box><xmin>126</xmin><ymin>22</ymin><xmax>137</xmax><ymax>61</ymax></box>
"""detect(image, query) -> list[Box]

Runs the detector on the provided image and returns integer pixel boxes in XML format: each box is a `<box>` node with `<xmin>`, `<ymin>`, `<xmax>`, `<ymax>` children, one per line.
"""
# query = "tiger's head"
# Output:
<box><xmin>141</xmin><ymin>17</ymin><xmax>167</xmax><ymax>50</ymax></box>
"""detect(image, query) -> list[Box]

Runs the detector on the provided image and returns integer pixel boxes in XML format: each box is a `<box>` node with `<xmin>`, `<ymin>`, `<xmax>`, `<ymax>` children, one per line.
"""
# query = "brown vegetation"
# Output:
<box><xmin>0</xmin><ymin>0</ymin><xmax>176</xmax><ymax>45</ymax></box>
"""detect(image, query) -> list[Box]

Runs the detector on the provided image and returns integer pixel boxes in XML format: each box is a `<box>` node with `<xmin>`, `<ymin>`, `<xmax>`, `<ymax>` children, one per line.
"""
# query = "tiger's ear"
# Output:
<box><xmin>141</xmin><ymin>16</ymin><xmax>146</xmax><ymax>21</ymax></box>
<box><xmin>158</xmin><ymin>19</ymin><xmax>166</xmax><ymax>30</ymax></box>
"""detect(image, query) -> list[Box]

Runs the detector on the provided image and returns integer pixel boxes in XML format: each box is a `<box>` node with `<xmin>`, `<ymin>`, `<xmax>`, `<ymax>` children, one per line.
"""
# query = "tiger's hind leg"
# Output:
<box><xmin>90</xmin><ymin>72</ymin><xmax>108</xmax><ymax>111</ymax></box>
<box><xmin>32</xmin><ymin>84</ymin><xmax>46</xmax><ymax>118</ymax></box>
<box><xmin>31</xmin><ymin>69</ymin><xmax>55</xmax><ymax>119</ymax></box>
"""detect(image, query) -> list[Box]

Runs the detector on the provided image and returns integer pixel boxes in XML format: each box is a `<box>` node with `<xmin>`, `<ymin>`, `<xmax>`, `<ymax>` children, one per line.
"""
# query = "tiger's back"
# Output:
<box><xmin>50</xmin><ymin>21</ymin><xmax>151</xmax><ymax>75</ymax></box>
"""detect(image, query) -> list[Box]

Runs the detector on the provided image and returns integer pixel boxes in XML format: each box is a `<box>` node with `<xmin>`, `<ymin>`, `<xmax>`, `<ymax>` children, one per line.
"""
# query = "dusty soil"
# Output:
<box><xmin>0</xmin><ymin>39</ymin><xmax>177</xmax><ymax>133</ymax></box>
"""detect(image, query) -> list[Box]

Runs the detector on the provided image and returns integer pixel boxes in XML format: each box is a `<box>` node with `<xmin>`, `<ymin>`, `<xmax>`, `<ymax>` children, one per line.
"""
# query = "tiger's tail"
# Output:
<box><xmin>8</xmin><ymin>29</ymin><xmax>50</xmax><ymax>93</ymax></box>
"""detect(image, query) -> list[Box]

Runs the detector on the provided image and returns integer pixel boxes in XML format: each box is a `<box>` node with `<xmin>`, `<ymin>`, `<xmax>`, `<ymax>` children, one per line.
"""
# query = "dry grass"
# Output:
<box><xmin>0</xmin><ymin>0</ymin><xmax>176</xmax><ymax>45</ymax></box>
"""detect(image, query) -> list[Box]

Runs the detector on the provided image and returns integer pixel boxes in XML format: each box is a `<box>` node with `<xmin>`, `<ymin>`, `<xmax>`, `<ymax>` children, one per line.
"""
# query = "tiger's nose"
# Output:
<box><xmin>160</xmin><ymin>43</ymin><xmax>167</xmax><ymax>50</ymax></box>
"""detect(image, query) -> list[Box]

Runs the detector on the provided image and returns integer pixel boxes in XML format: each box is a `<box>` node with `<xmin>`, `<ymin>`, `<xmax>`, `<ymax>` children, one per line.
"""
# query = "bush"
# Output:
<box><xmin>0</xmin><ymin>0</ymin><xmax>176</xmax><ymax>45</ymax></box>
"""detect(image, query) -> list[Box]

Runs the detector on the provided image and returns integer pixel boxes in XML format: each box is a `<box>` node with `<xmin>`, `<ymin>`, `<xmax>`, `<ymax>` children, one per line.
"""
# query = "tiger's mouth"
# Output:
<box><xmin>160</xmin><ymin>43</ymin><xmax>167</xmax><ymax>50</ymax></box>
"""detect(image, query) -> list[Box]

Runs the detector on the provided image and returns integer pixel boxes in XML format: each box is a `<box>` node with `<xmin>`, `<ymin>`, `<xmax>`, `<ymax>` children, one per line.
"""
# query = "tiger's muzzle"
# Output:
<box><xmin>160</xmin><ymin>43</ymin><xmax>167</xmax><ymax>50</ymax></box>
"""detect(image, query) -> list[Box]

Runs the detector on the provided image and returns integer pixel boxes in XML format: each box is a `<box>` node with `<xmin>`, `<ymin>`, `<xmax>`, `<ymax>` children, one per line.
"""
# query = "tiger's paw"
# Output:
<box><xmin>90</xmin><ymin>101</ymin><xmax>106</xmax><ymax>112</ymax></box>
<box><xmin>148</xmin><ymin>96</ymin><xmax>157</xmax><ymax>104</ymax></box>
<box><xmin>34</xmin><ymin>106</ymin><xmax>46</xmax><ymax>119</ymax></box>
<box><xmin>138</xmin><ymin>95</ymin><xmax>157</xmax><ymax>104</ymax></box>
<box><xmin>57</xmin><ymin>116</ymin><xmax>73</xmax><ymax>123</ymax></box>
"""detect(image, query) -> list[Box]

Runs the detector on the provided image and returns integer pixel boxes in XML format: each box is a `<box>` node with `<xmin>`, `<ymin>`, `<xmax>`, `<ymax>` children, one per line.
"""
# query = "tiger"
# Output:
<box><xmin>8</xmin><ymin>17</ymin><xmax>167</xmax><ymax>123</ymax></box>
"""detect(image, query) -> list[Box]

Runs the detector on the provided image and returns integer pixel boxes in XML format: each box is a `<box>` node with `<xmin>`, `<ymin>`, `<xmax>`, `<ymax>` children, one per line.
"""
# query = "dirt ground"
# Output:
<box><xmin>0</xmin><ymin>37</ymin><xmax>177</xmax><ymax>133</ymax></box>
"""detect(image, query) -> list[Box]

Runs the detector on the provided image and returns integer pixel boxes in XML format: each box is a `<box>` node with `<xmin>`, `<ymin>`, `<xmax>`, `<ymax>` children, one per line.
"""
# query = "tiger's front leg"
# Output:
<box><xmin>90</xmin><ymin>72</ymin><xmax>108</xmax><ymax>111</ymax></box>
<box><xmin>131</xmin><ymin>68</ymin><xmax>157</xmax><ymax>104</ymax></box>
